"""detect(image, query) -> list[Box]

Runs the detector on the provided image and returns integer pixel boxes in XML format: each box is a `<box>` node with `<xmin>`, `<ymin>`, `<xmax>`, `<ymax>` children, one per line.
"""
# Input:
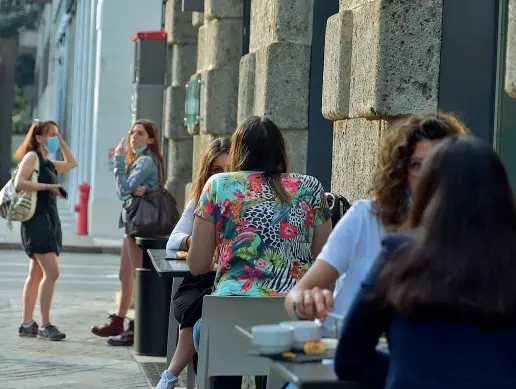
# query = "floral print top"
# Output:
<box><xmin>194</xmin><ymin>171</ymin><xmax>331</xmax><ymax>297</ymax></box>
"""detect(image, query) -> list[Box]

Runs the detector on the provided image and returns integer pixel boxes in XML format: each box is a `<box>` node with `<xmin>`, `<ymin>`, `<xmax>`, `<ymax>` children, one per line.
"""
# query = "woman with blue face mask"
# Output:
<box><xmin>285</xmin><ymin>112</ymin><xmax>471</xmax><ymax>324</ymax></box>
<box><xmin>91</xmin><ymin>119</ymin><xmax>165</xmax><ymax>347</ymax></box>
<box><xmin>14</xmin><ymin>120</ymin><xmax>78</xmax><ymax>341</ymax></box>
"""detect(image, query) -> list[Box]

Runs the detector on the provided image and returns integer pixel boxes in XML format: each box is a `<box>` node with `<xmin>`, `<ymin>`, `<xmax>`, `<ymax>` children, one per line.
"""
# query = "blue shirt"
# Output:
<box><xmin>335</xmin><ymin>233</ymin><xmax>516</xmax><ymax>389</ymax></box>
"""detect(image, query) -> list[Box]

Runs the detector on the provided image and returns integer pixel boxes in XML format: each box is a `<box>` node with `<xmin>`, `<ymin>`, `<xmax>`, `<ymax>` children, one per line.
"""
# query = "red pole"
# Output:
<box><xmin>74</xmin><ymin>182</ymin><xmax>91</xmax><ymax>235</ymax></box>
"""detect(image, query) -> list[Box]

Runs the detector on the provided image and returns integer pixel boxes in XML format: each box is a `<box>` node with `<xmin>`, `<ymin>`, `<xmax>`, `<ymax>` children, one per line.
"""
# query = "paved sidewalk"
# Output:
<box><xmin>0</xmin><ymin>293</ymin><xmax>149</xmax><ymax>389</ymax></box>
<box><xmin>0</xmin><ymin>204</ymin><xmax>122</xmax><ymax>254</ymax></box>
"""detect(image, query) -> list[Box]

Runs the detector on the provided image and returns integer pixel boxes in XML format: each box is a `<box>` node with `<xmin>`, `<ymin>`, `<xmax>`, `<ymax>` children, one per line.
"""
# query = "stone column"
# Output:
<box><xmin>237</xmin><ymin>0</ymin><xmax>313</xmax><ymax>174</ymax></box>
<box><xmin>506</xmin><ymin>0</ymin><xmax>516</xmax><ymax>98</ymax></box>
<box><xmin>322</xmin><ymin>0</ymin><xmax>442</xmax><ymax>200</ymax></box>
<box><xmin>185</xmin><ymin>0</ymin><xmax>243</xmax><ymax>197</ymax></box>
<box><xmin>163</xmin><ymin>0</ymin><xmax>197</xmax><ymax>210</ymax></box>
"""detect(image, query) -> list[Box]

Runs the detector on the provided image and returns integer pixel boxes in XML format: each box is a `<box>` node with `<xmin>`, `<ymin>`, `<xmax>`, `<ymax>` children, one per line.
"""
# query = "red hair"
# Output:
<box><xmin>14</xmin><ymin>120</ymin><xmax>59</xmax><ymax>162</ymax></box>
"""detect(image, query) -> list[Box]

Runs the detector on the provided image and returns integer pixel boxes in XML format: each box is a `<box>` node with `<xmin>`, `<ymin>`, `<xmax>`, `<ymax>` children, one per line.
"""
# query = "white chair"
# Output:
<box><xmin>196</xmin><ymin>296</ymin><xmax>291</xmax><ymax>389</ymax></box>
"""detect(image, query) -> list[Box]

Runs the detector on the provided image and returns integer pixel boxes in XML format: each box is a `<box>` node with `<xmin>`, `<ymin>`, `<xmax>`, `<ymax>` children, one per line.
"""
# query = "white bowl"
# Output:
<box><xmin>280</xmin><ymin>321</ymin><xmax>322</xmax><ymax>350</ymax></box>
<box><xmin>251</xmin><ymin>324</ymin><xmax>294</xmax><ymax>354</ymax></box>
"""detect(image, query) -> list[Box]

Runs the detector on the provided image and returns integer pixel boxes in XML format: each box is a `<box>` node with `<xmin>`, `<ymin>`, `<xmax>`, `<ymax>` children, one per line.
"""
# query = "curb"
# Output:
<box><xmin>0</xmin><ymin>242</ymin><xmax>121</xmax><ymax>255</ymax></box>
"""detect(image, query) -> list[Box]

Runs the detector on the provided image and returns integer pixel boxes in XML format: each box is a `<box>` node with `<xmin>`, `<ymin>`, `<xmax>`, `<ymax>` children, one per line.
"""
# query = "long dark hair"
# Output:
<box><xmin>372</xmin><ymin>112</ymin><xmax>469</xmax><ymax>229</ymax></box>
<box><xmin>190</xmin><ymin>137</ymin><xmax>230</xmax><ymax>205</ymax></box>
<box><xmin>376</xmin><ymin>136</ymin><xmax>516</xmax><ymax>324</ymax></box>
<box><xmin>228</xmin><ymin>116</ymin><xmax>290</xmax><ymax>202</ymax></box>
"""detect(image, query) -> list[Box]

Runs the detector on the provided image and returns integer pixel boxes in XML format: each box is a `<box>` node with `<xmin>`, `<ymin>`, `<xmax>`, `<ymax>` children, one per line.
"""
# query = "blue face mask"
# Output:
<box><xmin>133</xmin><ymin>145</ymin><xmax>147</xmax><ymax>155</ymax></box>
<box><xmin>44</xmin><ymin>136</ymin><xmax>60</xmax><ymax>154</ymax></box>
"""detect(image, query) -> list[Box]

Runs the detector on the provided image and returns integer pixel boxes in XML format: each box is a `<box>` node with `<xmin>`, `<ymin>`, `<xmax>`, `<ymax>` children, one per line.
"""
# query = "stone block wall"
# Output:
<box><xmin>163</xmin><ymin>0</ymin><xmax>197</xmax><ymax>209</ymax></box>
<box><xmin>506</xmin><ymin>0</ymin><xmax>516</xmax><ymax>98</ymax></box>
<box><xmin>185</xmin><ymin>0</ymin><xmax>243</xmax><ymax>199</ymax></box>
<box><xmin>322</xmin><ymin>0</ymin><xmax>443</xmax><ymax>200</ymax></box>
<box><xmin>237</xmin><ymin>0</ymin><xmax>314</xmax><ymax>174</ymax></box>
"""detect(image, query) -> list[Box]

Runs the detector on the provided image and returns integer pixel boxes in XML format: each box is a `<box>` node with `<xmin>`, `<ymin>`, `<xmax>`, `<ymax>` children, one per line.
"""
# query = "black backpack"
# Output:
<box><xmin>325</xmin><ymin>192</ymin><xmax>351</xmax><ymax>228</ymax></box>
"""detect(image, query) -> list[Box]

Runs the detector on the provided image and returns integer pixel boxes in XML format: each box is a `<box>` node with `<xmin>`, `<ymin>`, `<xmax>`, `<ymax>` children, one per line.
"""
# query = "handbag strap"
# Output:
<box><xmin>32</xmin><ymin>151</ymin><xmax>40</xmax><ymax>175</ymax></box>
<box><xmin>149</xmin><ymin>153</ymin><xmax>165</xmax><ymax>186</ymax></box>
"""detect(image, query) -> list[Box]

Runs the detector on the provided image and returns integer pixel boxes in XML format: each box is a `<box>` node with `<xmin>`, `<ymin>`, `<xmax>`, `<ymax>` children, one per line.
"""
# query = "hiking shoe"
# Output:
<box><xmin>91</xmin><ymin>314</ymin><xmax>125</xmax><ymax>337</ymax></box>
<box><xmin>19</xmin><ymin>321</ymin><xmax>38</xmax><ymax>338</ymax></box>
<box><xmin>38</xmin><ymin>324</ymin><xmax>66</xmax><ymax>341</ymax></box>
<box><xmin>107</xmin><ymin>320</ymin><xmax>134</xmax><ymax>346</ymax></box>
<box><xmin>155</xmin><ymin>370</ymin><xmax>178</xmax><ymax>389</ymax></box>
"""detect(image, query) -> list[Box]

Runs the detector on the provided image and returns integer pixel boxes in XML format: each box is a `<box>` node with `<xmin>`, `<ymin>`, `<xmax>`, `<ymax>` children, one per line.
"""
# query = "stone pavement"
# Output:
<box><xmin>0</xmin><ymin>292</ymin><xmax>150</xmax><ymax>389</ymax></box>
<box><xmin>0</xmin><ymin>203</ymin><xmax>122</xmax><ymax>254</ymax></box>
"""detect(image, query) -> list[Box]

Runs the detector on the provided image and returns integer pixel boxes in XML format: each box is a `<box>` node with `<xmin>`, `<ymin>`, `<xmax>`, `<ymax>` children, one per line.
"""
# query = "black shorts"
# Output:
<box><xmin>173</xmin><ymin>271</ymin><xmax>216</xmax><ymax>328</ymax></box>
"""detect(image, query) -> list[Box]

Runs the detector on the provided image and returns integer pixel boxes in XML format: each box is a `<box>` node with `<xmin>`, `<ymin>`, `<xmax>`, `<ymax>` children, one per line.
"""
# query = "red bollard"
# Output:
<box><xmin>74</xmin><ymin>183</ymin><xmax>91</xmax><ymax>235</ymax></box>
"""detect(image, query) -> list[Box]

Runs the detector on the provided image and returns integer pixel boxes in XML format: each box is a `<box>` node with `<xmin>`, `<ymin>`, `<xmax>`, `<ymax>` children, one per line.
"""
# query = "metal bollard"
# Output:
<box><xmin>134</xmin><ymin>267</ymin><xmax>173</xmax><ymax>356</ymax></box>
<box><xmin>134</xmin><ymin>268</ymin><xmax>152</xmax><ymax>355</ymax></box>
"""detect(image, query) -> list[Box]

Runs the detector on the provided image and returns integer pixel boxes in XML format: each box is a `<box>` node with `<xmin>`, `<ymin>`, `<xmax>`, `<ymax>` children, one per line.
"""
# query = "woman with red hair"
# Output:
<box><xmin>14</xmin><ymin>120</ymin><xmax>78</xmax><ymax>341</ymax></box>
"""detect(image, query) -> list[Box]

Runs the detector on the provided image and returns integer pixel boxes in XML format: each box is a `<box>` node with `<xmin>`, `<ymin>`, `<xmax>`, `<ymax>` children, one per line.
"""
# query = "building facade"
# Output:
<box><xmin>33</xmin><ymin>0</ymin><xmax>162</xmax><ymax>238</ymax></box>
<box><xmin>32</xmin><ymin>0</ymin><xmax>516</xmax><ymax>240</ymax></box>
<box><xmin>165</xmin><ymin>0</ymin><xmax>516</xmax><ymax>205</ymax></box>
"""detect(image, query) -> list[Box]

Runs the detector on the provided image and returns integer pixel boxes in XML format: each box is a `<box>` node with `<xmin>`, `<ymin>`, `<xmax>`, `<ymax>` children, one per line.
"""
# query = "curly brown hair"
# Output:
<box><xmin>372</xmin><ymin>112</ymin><xmax>470</xmax><ymax>229</ymax></box>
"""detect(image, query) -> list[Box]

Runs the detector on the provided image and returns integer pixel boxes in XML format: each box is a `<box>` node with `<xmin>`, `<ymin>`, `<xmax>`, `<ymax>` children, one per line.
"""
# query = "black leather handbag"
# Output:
<box><xmin>124</xmin><ymin>186</ymin><xmax>179</xmax><ymax>237</ymax></box>
<box><xmin>325</xmin><ymin>192</ymin><xmax>351</xmax><ymax>228</ymax></box>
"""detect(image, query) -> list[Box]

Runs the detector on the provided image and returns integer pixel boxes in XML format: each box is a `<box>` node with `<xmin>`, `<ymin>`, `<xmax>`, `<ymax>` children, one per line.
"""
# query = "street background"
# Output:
<box><xmin>0</xmin><ymin>248</ymin><xmax>153</xmax><ymax>389</ymax></box>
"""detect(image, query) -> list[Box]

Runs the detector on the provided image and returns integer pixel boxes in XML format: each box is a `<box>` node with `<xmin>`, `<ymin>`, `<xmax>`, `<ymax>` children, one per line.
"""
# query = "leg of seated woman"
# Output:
<box><xmin>193</xmin><ymin>319</ymin><xmax>242</xmax><ymax>389</ymax></box>
<box><xmin>156</xmin><ymin>327</ymin><xmax>196</xmax><ymax>388</ymax></box>
<box><xmin>169</xmin><ymin>327</ymin><xmax>196</xmax><ymax>375</ymax></box>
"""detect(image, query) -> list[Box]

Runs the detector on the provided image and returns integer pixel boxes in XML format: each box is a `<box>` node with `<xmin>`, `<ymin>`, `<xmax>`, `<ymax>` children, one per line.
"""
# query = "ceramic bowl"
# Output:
<box><xmin>251</xmin><ymin>324</ymin><xmax>294</xmax><ymax>354</ymax></box>
<box><xmin>280</xmin><ymin>320</ymin><xmax>322</xmax><ymax>350</ymax></box>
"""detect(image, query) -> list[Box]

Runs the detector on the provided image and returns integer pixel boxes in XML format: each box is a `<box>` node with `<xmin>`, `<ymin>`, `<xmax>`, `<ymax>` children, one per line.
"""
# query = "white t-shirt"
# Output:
<box><xmin>317</xmin><ymin>199</ymin><xmax>384</xmax><ymax>317</ymax></box>
<box><xmin>166</xmin><ymin>201</ymin><xmax>195</xmax><ymax>256</ymax></box>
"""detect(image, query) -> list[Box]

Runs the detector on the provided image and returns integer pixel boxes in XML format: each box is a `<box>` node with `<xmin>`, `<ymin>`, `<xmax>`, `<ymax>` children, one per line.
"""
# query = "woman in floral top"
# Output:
<box><xmin>188</xmin><ymin>115</ymin><xmax>332</xmax><ymax>389</ymax></box>
<box><xmin>189</xmin><ymin>116</ymin><xmax>332</xmax><ymax>296</ymax></box>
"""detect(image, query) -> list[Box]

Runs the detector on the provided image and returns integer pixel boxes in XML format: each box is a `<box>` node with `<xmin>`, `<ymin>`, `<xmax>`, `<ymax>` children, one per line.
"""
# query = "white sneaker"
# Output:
<box><xmin>155</xmin><ymin>370</ymin><xmax>178</xmax><ymax>389</ymax></box>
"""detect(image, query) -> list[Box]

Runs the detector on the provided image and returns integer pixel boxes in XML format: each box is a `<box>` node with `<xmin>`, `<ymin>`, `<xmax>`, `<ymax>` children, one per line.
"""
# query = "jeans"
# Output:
<box><xmin>193</xmin><ymin>318</ymin><xmax>202</xmax><ymax>352</ymax></box>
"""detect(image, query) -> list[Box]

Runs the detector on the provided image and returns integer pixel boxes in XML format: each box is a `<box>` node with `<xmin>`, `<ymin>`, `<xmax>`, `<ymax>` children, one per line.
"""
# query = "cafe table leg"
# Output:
<box><xmin>266</xmin><ymin>365</ymin><xmax>286</xmax><ymax>389</ymax></box>
<box><xmin>166</xmin><ymin>276</ymin><xmax>183</xmax><ymax>365</ymax></box>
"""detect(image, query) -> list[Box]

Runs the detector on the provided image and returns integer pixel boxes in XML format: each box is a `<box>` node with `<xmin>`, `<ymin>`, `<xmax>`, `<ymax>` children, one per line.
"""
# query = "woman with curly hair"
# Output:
<box><xmin>285</xmin><ymin>112</ymin><xmax>469</xmax><ymax>322</ymax></box>
<box><xmin>335</xmin><ymin>136</ymin><xmax>516</xmax><ymax>388</ymax></box>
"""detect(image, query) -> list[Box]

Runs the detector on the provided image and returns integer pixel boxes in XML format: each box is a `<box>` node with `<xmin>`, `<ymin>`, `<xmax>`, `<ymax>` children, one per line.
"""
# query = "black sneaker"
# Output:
<box><xmin>38</xmin><ymin>324</ymin><xmax>66</xmax><ymax>341</ymax></box>
<box><xmin>19</xmin><ymin>321</ymin><xmax>38</xmax><ymax>337</ymax></box>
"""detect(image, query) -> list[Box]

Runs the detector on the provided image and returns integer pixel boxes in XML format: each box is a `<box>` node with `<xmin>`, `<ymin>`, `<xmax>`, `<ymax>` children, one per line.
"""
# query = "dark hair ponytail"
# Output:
<box><xmin>263</xmin><ymin>167</ymin><xmax>290</xmax><ymax>203</ymax></box>
<box><xmin>228</xmin><ymin>116</ymin><xmax>291</xmax><ymax>203</ymax></box>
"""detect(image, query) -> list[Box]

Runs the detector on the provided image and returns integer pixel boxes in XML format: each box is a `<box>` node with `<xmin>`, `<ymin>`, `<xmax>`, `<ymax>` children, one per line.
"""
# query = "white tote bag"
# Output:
<box><xmin>0</xmin><ymin>152</ymin><xmax>40</xmax><ymax>229</ymax></box>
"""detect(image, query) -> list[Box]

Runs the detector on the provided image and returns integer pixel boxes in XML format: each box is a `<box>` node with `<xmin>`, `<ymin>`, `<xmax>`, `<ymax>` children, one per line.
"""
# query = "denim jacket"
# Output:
<box><xmin>114</xmin><ymin>150</ymin><xmax>160</xmax><ymax>205</ymax></box>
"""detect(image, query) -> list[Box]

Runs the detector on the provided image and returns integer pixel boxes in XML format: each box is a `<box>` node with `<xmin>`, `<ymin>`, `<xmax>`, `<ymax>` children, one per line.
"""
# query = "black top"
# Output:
<box><xmin>21</xmin><ymin>149</ymin><xmax>62</xmax><ymax>257</ymax></box>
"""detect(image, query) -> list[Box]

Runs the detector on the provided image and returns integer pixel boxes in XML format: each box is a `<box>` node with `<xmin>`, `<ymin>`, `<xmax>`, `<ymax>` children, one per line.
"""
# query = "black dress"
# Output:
<box><xmin>21</xmin><ymin>150</ymin><xmax>62</xmax><ymax>258</ymax></box>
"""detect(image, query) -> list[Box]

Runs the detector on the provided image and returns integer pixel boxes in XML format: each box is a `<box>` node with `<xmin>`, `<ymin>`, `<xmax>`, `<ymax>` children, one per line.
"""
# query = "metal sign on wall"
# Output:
<box><xmin>182</xmin><ymin>0</ymin><xmax>204</xmax><ymax>12</ymax></box>
<box><xmin>184</xmin><ymin>75</ymin><xmax>202</xmax><ymax>126</ymax></box>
